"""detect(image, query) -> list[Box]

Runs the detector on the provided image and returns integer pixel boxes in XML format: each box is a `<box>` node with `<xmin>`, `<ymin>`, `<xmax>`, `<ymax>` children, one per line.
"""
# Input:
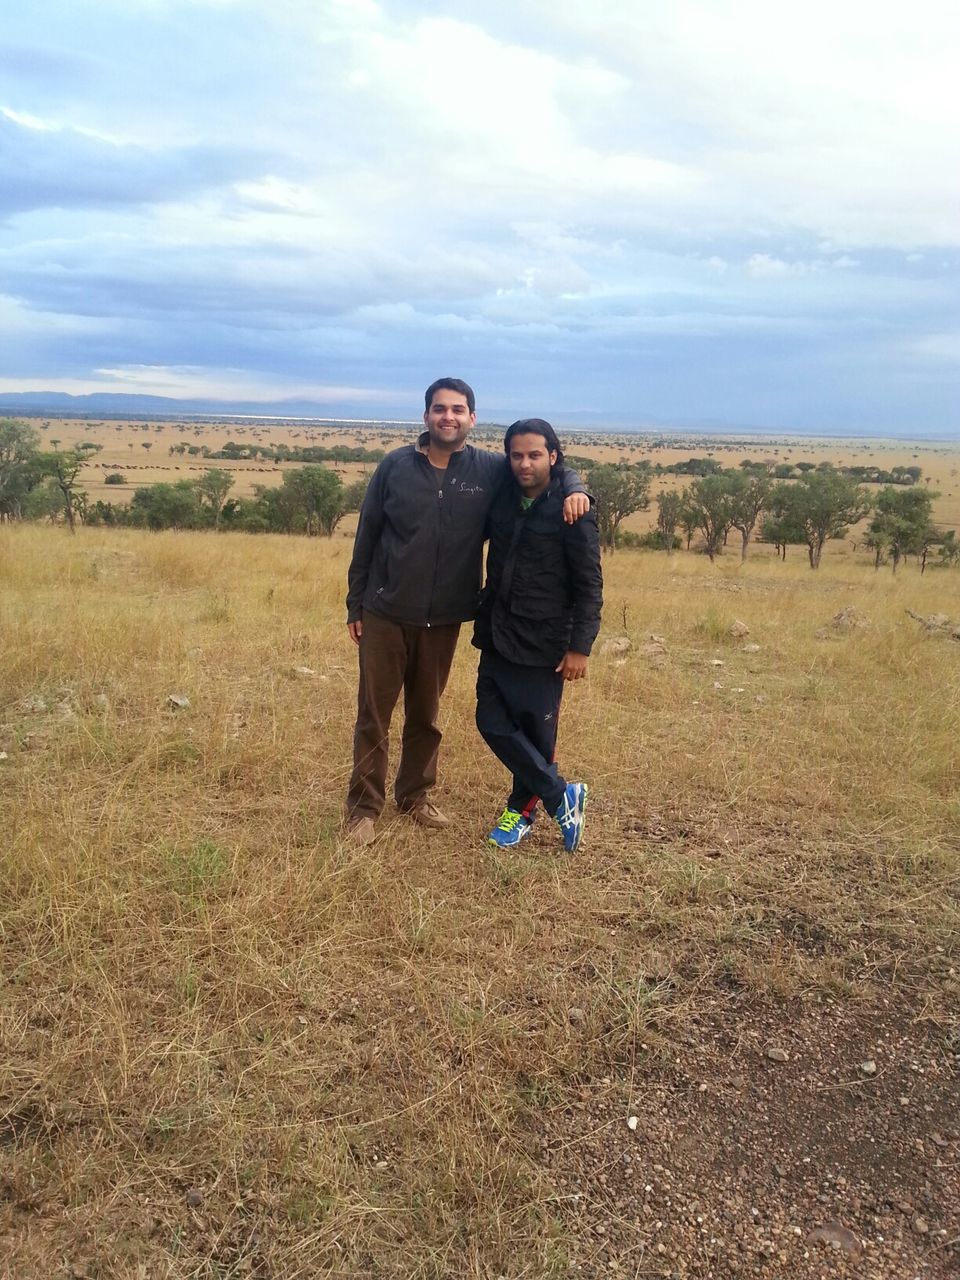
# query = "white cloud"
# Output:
<box><xmin>745</xmin><ymin>254</ymin><xmax>799</xmax><ymax>279</ymax></box>
<box><xmin>911</xmin><ymin>332</ymin><xmax>960</xmax><ymax>361</ymax></box>
<box><xmin>74</xmin><ymin>364</ymin><xmax>405</xmax><ymax>402</ymax></box>
<box><xmin>515</xmin><ymin>0</ymin><xmax>960</xmax><ymax>248</ymax></box>
<box><xmin>1</xmin><ymin>106</ymin><xmax>56</xmax><ymax>131</ymax></box>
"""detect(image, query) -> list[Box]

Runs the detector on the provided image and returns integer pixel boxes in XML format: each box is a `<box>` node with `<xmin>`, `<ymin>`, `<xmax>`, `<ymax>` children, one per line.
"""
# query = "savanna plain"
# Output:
<box><xmin>2</xmin><ymin>427</ymin><xmax>959</xmax><ymax>1280</ymax></box>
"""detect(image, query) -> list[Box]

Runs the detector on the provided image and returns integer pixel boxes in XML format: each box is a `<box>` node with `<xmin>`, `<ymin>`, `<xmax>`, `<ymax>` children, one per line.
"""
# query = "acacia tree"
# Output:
<box><xmin>759</xmin><ymin>508</ymin><xmax>805</xmax><ymax>560</ymax></box>
<box><xmin>867</xmin><ymin>485</ymin><xmax>939</xmax><ymax>574</ymax></box>
<box><xmin>726</xmin><ymin>471</ymin><xmax>772</xmax><ymax>561</ymax></box>
<box><xmin>678</xmin><ymin>500</ymin><xmax>699</xmax><ymax>551</ymax></box>
<box><xmin>585</xmin><ymin>464</ymin><xmax>651</xmax><ymax>552</ymax></box>
<box><xmin>0</xmin><ymin>419</ymin><xmax>41</xmax><ymax>520</ymax></box>
<box><xmin>656</xmin><ymin>490</ymin><xmax>683</xmax><ymax>555</ymax></box>
<box><xmin>863</xmin><ymin>523</ymin><xmax>890</xmax><ymax>570</ymax></box>
<box><xmin>130</xmin><ymin>481</ymin><xmax>202</xmax><ymax>530</ymax></box>
<box><xmin>283</xmin><ymin>466</ymin><xmax>346</xmax><ymax>536</ymax></box>
<box><xmin>938</xmin><ymin>531</ymin><xmax>959</xmax><ymax>567</ymax></box>
<box><xmin>196</xmin><ymin>467</ymin><xmax>235</xmax><ymax>529</ymax></box>
<box><xmin>771</xmin><ymin>469</ymin><xmax>871</xmax><ymax>569</ymax></box>
<box><xmin>683</xmin><ymin>474</ymin><xmax>736</xmax><ymax>561</ymax></box>
<box><xmin>39</xmin><ymin>449</ymin><xmax>87</xmax><ymax>533</ymax></box>
<box><xmin>263</xmin><ymin>466</ymin><xmax>368</xmax><ymax>536</ymax></box>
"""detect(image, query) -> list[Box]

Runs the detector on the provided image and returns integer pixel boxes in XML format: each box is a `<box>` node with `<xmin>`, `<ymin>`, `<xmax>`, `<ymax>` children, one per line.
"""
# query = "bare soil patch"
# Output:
<box><xmin>541</xmin><ymin>998</ymin><xmax>958</xmax><ymax>1278</ymax></box>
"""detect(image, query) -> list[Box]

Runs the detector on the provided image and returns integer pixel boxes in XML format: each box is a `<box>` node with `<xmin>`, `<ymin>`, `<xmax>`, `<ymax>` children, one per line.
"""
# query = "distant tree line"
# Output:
<box><xmin>3</xmin><ymin>416</ymin><xmax>954</xmax><ymax>568</ymax></box>
<box><xmin>648</xmin><ymin>456</ymin><xmax>922</xmax><ymax>484</ymax></box>
<box><xmin>570</xmin><ymin>453</ymin><xmax>923</xmax><ymax>485</ymax></box>
<box><xmin>582</xmin><ymin>457</ymin><xmax>955</xmax><ymax>572</ymax></box>
<box><xmin>0</xmin><ymin>418</ymin><xmax>367</xmax><ymax>536</ymax></box>
<box><xmin>169</xmin><ymin>440</ymin><xmax>386</xmax><ymax>465</ymax></box>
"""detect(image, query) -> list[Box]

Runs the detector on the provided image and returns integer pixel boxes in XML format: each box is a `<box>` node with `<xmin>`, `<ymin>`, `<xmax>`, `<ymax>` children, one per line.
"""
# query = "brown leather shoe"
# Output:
<box><xmin>405</xmin><ymin>801</ymin><xmax>450</xmax><ymax>829</ymax></box>
<box><xmin>346</xmin><ymin>816</ymin><xmax>376</xmax><ymax>845</ymax></box>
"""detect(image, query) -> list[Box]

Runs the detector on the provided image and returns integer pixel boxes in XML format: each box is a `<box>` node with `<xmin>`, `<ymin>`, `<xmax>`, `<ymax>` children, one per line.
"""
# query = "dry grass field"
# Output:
<box><xmin>2</xmin><ymin>523</ymin><xmax>959</xmax><ymax>1278</ymax></box>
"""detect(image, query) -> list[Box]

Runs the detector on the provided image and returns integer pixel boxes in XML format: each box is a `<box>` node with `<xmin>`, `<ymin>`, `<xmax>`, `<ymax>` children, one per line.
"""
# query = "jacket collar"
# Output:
<box><xmin>512</xmin><ymin>472</ymin><xmax>563</xmax><ymax>505</ymax></box>
<box><xmin>416</xmin><ymin>430</ymin><xmax>471</xmax><ymax>462</ymax></box>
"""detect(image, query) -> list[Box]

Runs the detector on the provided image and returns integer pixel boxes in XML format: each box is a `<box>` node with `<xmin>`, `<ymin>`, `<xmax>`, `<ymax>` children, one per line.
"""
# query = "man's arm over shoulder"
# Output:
<box><xmin>558</xmin><ymin>463</ymin><xmax>590</xmax><ymax>524</ymax></box>
<box><xmin>563</xmin><ymin>507</ymin><xmax>603</xmax><ymax>657</ymax></box>
<box><xmin>346</xmin><ymin>456</ymin><xmax>391</xmax><ymax>624</ymax></box>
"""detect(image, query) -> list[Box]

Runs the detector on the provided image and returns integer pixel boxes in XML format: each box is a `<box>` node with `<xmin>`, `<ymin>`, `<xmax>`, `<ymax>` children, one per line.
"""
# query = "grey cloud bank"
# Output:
<box><xmin>0</xmin><ymin>1</ymin><xmax>957</xmax><ymax>438</ymax></box>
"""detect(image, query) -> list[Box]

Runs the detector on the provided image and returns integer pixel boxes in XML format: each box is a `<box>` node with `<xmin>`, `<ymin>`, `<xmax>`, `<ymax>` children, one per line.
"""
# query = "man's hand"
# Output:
<box><xmin>556</xmin><ymin>651</ymin><xmax>588</xmax><ymax>681</ymax></box>
<box><xmin>348</xmin><ymin>620</ymin><xmax>363</xmax><ymax>645</ymax></box>
<box><xmin>562</xmin><ymin>492</ymin><xmax>590</xmax><ymax>524</ymax></box>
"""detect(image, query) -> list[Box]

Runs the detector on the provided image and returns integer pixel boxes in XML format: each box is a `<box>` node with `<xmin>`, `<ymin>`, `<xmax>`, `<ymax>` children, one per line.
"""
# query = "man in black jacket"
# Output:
<box><xmin>344</xmin><ymin>380</ymin><xmax>589</xmax><ymax>845</ymax></box>
<box><xmin>473</xmin><ymin>419</ymin><xmax>602</xmax><ymax>853</ymax></box>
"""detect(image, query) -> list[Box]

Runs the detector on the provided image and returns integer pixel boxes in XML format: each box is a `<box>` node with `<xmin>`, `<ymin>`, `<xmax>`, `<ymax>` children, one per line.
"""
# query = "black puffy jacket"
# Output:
<box><xmin>472</xmin><ymin>472</ymin><xmax>603</xmax><ymax>666</ymax></box>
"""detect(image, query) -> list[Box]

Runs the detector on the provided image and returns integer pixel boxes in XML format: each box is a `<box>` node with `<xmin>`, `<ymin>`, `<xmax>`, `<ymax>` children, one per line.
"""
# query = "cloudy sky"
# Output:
<box><xmin>1</xmin><ymin>0</ymin><xmax>958</xmax><ymax>433</ymax></box>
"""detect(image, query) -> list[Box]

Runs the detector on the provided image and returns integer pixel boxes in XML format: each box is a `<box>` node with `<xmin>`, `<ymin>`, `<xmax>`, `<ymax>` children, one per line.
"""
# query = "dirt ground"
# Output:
<box><xmin>541</xmin><ymin>998</ymin><xmax>959</xmax><ymax>1278</ymax></box>
<box><xmin>3</xmin><ymin>998</ymin><xmax>954</xmax><ymax>1279</ymax></box>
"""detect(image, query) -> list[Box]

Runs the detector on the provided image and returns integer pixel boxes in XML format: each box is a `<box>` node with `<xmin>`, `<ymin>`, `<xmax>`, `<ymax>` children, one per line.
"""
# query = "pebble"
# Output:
<box><xmin>766</xmin><ymin>1047</ymin><xmax>789</xmax><ymax>1063</ymax></box>
<box><xmin>627</xmin><ymin>1115</ymin><xmax>639</xmax><ymax>1131</ymax></box>
<box><xmin>805</xmin><ymin>1221</ymin><xmax>861</xmax><ymax>1259</ymax></box>
<box><xmin>913</xmin><ymin>1216</ymin><xmax>929</xmax><ymax>1235</ymax></box>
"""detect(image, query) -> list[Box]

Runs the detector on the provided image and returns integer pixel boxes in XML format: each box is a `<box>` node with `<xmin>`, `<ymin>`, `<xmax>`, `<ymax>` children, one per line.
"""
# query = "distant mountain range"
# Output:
<box><xmin>0</xmin><ymin>390</ymin><xmax>705</xmax><ymax>431</ymax></box>
<box><xmin>0</xmin><ymin>390</ymin><xmax>953</xmax><ymax>440</ymax></box>
<box><xmin>0</xmin><ymin>390</ymin><xmax>420</xmax><ymax>423</ymax></box>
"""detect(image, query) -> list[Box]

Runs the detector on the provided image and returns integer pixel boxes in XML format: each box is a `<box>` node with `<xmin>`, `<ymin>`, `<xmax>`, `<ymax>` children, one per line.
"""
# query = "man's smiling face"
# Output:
<box><xmin>424</xmin><ymin>387</ymin><xmax>475</xmax><ymax>452</ymax></box>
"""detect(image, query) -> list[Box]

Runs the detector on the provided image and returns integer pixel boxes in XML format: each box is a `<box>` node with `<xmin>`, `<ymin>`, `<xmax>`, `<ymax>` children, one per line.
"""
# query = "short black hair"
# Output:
<box><xmin>503</xmin><ymin>418</ymin><xmax>565</xmax><ymax>473</ymax></box>
<box><xmin>424</xmin><ymin>377</ymin><xmax>475</xmax><ymax>414</ymax></box>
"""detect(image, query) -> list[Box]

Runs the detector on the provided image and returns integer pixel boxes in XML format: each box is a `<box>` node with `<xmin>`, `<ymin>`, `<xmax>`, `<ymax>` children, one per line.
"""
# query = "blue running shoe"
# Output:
<box><xmin>554</xmin><ymin>782</ymin><xmax>588</xmax><ymax>852</ymax></box>
<box><xmin>487</xmin><ymin>807</ymin><xmax>534</xmax><ymax>848</ymax></box>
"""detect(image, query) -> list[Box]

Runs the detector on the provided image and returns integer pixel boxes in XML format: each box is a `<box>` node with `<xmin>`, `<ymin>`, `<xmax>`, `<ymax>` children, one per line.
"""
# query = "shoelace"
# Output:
<box><xmin>496</xmin><ymin>809</ymin><xmax>524</xmax><ymax>832</ymax></box>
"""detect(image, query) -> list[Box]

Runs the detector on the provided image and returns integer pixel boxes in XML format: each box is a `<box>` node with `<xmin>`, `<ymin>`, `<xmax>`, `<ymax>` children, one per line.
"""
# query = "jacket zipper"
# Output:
<box><xmin>426</xmin><ymin>470</ymin><xmax>444</xmax><ymax>628</ymax></box>
<box><xmin>418</xmin><ymin>441</ymin><xmax>462</xmax><ymax>627</ymax></box>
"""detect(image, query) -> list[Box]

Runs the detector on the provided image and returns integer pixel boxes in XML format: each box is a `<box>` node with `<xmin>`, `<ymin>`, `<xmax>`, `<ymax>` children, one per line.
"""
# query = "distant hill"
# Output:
<box><xmin>0</xmin><ymin>391</ymin><xmax>419</xmax><ymax>424</ymax></box>
<box><xmin>0</xmin><ymin>390</ymin><xmax>767</xmax><ymax>434</ymax></box>
<box><xmin>0</xmin><ymin>390</ymin><xmax>954</xmax><ymax>439</ymax></box>
<box><xmin>0</xmin><ymin>390</ymin><xmax>671</xmax><ymax>428</ymax></box>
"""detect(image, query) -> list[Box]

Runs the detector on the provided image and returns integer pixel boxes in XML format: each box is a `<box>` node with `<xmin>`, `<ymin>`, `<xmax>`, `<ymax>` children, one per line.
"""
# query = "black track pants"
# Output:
<box><xmin>475</xmin><ymin>648</ymin><xmax>566</xmax><ymax>817</ymax></box>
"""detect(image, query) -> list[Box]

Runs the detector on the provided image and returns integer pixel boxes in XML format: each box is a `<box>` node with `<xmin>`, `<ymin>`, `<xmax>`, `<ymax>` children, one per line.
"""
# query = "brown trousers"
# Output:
<box><xmin>346</xmin><ymin>610</ymin><xmax>461</xmax><ymax>820</ymax></box>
